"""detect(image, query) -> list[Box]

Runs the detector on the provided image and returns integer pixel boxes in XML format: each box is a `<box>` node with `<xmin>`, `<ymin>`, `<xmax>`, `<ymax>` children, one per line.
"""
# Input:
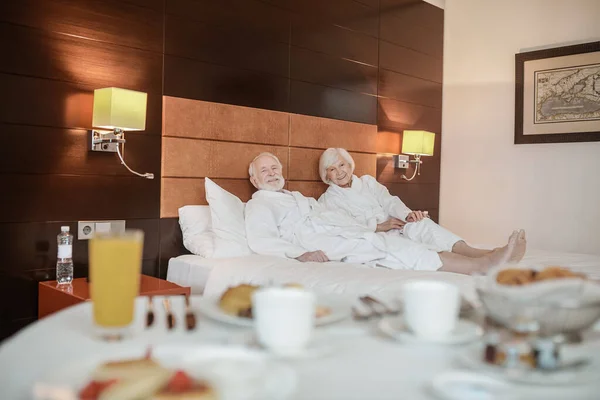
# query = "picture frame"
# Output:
<box><xmin>514</xmin><ymin>41</ymin><xmax>600</xmax><ymax>144</ymax></box>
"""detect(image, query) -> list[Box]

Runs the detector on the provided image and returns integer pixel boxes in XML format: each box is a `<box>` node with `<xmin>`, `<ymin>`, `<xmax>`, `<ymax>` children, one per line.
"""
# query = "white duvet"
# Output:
<box><xmin>198</xmin><ymin>248</ymin><xmax>600</xmax><ymax>301</ymax></box>
<box><xmin>202</xmin><ymin>255</ymin><xmax>474</xmax><ymax>299</ymax></box>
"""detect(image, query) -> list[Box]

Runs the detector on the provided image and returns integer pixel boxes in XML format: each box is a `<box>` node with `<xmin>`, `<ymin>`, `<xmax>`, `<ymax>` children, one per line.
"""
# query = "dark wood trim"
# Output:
<box><xmin>515</xmin><ymin>41</ymin><xmax>600</xmax><ymax>144</ymax></box>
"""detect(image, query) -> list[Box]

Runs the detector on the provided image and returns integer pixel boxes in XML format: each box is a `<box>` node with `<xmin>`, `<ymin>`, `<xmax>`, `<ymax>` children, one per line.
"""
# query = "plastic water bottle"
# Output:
<box><xmin>57</xmin><ymin>226</ymin><xmax>74</xmax><ymax>284</ymax></box>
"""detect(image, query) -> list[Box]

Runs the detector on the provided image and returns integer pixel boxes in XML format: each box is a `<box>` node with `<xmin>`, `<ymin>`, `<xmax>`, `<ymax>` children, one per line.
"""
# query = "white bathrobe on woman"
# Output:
<box><xmin>318</xmin><ymin>175</ymin><xmax>462</xmax><ymax>260</ymax></box>
<box><xmin>245</xmin><ymin>188</ymin><xmax>443</xmax><ymax>270</ymax></box>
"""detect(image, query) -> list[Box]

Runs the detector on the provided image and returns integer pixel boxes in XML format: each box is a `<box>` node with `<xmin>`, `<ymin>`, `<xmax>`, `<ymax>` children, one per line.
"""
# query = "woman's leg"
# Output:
<box><xmin>453</xmin><ymin>230</ymin><xmax>526</xmax><ymax>262</ymax></box>
<box><xmin>451</xmin><ymin>240</ymin><xmax>495</xmax><ymax>258</ymax></box>
<box><xmin>439</xmin><ymin>235</ymin><xmax>517</xmax><ymax>274</ymax></box>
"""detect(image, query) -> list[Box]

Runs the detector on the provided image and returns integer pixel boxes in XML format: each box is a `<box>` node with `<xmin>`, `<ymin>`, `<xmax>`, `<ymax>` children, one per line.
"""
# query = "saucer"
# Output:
<box><xmin>429</xmin><ymin>370</ymin><xmax>515</xmax><ymax>400</ymax></box>
<box><xmin>247</xmin><ymin>334</ymin><xmax>340</xmax><ymax>360</ymax></box>
<box><xmin>458</xmin><ymin>343</ymin><xmax>599</xmax><ymax>386</ymax></box>
<box><xmin>379</xmin><ymin>316</ymin><xmax>483</xmax><ymax>345</ymax></box>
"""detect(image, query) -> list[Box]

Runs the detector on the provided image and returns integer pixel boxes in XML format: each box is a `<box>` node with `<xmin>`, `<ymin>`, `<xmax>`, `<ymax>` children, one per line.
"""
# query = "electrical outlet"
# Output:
<box><xmin>77</xmin><ymin>220</ymin><xmax>126</xmax><ymax>240</ymax></box>
<box><xmin>78</xmin><ymin>221</ymin><xmax>96</xmax><ymax>240</ymax></box>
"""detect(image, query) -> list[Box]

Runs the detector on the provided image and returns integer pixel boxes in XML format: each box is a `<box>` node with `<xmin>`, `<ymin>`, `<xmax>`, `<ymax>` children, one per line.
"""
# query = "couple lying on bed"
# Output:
<box><xmin>245</xmin><ymin>150</ymin><xmax>526</xmax><ymax>275</ymax></box>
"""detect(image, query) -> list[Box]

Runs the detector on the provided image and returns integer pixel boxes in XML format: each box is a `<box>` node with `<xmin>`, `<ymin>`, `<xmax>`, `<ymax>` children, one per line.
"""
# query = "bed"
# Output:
<box><xmin>167</xmin><ymin>248</ymin><xmax>600</xmax><ymax>299</ymax></box>
<box><xmin>166</xmin><ymin>184</ymin><xmax>600</xmax><ymax>300</ymax></box>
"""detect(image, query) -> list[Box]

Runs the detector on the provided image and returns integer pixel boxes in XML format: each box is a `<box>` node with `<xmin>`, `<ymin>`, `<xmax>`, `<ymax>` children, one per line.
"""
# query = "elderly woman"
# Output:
<box><xmin>318</xmin><ymin>148</ymin><xmax>527</xmax><ymax>271</ymax></box>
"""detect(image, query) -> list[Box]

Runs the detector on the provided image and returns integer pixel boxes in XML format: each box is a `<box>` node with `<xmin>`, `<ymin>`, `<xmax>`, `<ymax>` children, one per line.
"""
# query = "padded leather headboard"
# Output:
<box><xmin>160</xmin><ymin>96</ymin><xmax>378</xmax><ymax>217</ymax></box>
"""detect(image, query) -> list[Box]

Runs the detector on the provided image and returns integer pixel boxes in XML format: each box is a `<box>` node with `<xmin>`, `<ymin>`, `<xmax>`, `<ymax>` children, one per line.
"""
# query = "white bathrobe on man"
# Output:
<box><xmin>318</xmin><ymin>174</ymin><xmax>462</xmax><ymax>256</ymax></box>
<box><xmin>245</xmin><ymin>188</ymin><xmax>444</xmax><ymax>270</ymax></box>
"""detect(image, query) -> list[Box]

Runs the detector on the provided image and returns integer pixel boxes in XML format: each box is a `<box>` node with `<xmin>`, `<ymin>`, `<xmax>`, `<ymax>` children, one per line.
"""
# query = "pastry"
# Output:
<box><xmin>79</xmin><ymin>358</ymin><xmax>216</xmax><ymax>400</ymax></box>
<box><xmin>218</xmin><ymin>283</ymin><xmax>332</xmax><ymax>319</ymax></box>
<box><xmin>218</xmin><ymin>284</ymin><xmax>259</xmax><ymax>317</ymax></box>
<box><xmin>496</xmin><ymin>266</ymin><xmax>585</xmax><ymax>286</ymax></box>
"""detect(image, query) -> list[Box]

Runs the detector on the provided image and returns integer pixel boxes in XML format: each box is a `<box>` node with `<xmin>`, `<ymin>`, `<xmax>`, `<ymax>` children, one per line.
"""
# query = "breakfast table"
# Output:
<box><xmin>0</xmin><ymin>295</ymin><xmax>599</xmax><ymax>400</ymax></box>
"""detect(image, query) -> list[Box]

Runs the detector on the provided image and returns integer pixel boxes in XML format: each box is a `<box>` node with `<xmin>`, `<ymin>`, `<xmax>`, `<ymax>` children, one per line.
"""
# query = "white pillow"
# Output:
<box><xmin>204</xmin><ymin>178</ymin><xmax>253</xmax><ymax>258</ymax></box>
<box><xmin>178</xmin><ymin>205</ymin><xmax>215</xmax><ymax>257</ymax></box>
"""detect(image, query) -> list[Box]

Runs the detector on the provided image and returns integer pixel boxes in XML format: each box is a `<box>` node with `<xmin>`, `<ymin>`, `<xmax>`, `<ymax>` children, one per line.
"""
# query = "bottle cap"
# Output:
<box><xmin>61</xmin><ymin>226</ymin><xmax>70</xmax><ymax>232</ymax></box>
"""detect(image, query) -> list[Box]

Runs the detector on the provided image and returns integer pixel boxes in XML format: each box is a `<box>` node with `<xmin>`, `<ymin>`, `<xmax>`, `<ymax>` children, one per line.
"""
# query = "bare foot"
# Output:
<box><xmin>479</xmin><ymin>231</ymin><xmax>518</xmax><ymax>273</ymax></box>
<box><xmin>508</xmin><ymin>229</ymin><xmax>527</xmax><ymax>262</ymax></box>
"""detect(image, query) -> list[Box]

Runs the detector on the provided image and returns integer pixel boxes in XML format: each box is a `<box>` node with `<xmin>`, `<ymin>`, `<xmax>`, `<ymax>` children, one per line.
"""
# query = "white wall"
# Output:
<box><xmin>440</xmin><ymin>0</ymin><xmax>600</xmax><ymax>254</ymax></box>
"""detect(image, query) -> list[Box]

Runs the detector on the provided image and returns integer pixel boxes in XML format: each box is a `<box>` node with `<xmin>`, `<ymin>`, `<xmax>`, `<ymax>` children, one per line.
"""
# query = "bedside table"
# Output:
<box><xmin>38</xmin><ymin>275</ymin><xmax>191</xmax><ymax>319</ymax></box>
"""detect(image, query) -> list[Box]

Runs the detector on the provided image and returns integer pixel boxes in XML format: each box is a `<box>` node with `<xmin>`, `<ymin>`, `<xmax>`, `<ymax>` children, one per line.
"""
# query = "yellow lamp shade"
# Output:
<box><xmin>402</xmin><ymin>130</ymin><xmax>435</xmax><ymax>156</ymax></box>
<box><xmin>92</xmin><ymin>87</ymin><xmax>147</xmax><ymax>131</ymax></box>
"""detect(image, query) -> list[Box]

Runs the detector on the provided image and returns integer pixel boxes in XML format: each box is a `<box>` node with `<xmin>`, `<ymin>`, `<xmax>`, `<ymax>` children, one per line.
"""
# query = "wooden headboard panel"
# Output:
<box><xmin>161</xmin><ymin>96</ymin><xmax>377</xmax><ymax>217</ymax></box>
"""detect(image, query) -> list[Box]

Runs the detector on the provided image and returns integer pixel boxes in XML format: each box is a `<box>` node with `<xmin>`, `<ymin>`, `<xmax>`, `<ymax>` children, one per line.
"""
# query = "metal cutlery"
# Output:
<box><xmin>184</xmin><ymin>295</ymin><xmax>196</xmax><ymax>331</ymax></box>
<box><xmin>146</xmin><ymin>296</ymin><xmax>155</xmax><ymax>328</ymax></box>
<box><xmin>163</xmin><ymin>298</ymin><xmax>176</xmax><ymax>330</ymax></box>
<box><xmin>360</xmin><ymin>295</ymin><xmax>399</xmax><ymax>315</ymax></box>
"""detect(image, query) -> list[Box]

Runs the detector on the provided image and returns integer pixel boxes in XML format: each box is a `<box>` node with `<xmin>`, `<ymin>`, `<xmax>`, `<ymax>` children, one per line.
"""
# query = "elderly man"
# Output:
<box><xmin>245</xmin><ymin>152</ymin><xmax>516</xmax><ymax>274</ymax></box>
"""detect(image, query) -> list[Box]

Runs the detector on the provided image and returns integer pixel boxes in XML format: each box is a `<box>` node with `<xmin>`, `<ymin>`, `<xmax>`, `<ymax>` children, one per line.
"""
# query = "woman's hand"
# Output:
<box><xmin>406</xmin><ymin>210</ymin><xmax>428</xmax><ymax>222</ymax></box>
<box><xmin>375</xmin><ymin>218</ymin><xmax>406</xmax><ymax>232</ymax></box>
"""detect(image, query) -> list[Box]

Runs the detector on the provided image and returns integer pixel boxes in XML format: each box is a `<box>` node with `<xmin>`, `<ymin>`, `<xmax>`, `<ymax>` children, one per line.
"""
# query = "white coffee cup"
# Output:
<box><xmin>403</xmin><ymin>280</ymin><xmax>460</xmax><ymax>339</ymax></box>
<box><xmin>252</xmin><ymin>287</ymin><xmax>316</xmax><ymax>355</ymax></box>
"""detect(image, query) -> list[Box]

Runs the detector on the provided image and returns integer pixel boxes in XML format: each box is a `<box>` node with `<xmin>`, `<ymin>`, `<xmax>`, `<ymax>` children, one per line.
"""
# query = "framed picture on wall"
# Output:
<box><xmin>514</xmin><ymin>41</ymin><xmax>600</xmax><ymax>144</ymax></box>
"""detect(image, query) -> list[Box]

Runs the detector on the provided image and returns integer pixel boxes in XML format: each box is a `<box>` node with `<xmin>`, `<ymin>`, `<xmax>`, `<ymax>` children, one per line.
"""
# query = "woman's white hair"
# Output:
<box><xmin>248</xmin><ymin>152</ymin><xmax>283</xmax><ymax>177</ymax></box>
<box><xmin>319</xmin><ymin>148</ymin><xmax>355</xmax><ymax>184</ymax></box>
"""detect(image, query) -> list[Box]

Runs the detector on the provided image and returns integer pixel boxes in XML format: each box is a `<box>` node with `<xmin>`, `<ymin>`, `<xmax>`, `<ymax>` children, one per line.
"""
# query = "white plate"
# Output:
<box><xmin>458</xmin><ymin>343</ymin><xmax>598</xmax><ymax>386</ymax></box>
<box><xmin>430</xmin><ymin>370</ymin><xmax>516</xmax><ymax>400</ymax></box>
<box><xmin>379</xmin><ymin>316</ymin><xmax>483</xmax><ymax>345</ymax></box>
<box><xmin>32</xmin><ymin>344</ymin><xmax>296</xmax><ymax>400</ymax></box>
<box><xmin>196</xmin><ymin>296</ymin><xmax>351</xmax><ymax>327</ymax></box>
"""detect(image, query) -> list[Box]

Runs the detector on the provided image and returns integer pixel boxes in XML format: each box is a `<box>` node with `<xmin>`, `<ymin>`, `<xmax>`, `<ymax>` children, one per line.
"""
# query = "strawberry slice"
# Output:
<box><xmin>165</xmin><ymin>370</ymin><xmax>194</xmax><ymax>393</ymax></box>
<box><xmin>79</xmin><ymin>379</ymin><xmax>118</xmax><ymax>400</ymax></box>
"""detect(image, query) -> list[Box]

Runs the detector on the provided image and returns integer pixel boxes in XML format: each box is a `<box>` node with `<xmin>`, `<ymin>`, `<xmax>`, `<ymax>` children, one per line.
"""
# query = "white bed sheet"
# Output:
<box><xmin>167</xmin><ymin>248</ymin><xmax>600</xmax><ymax>300</ymax></box>
<box><xmin>166</xmin><ymin>254</ymin><xmax>216</xmax><ymax>294</ymax></box>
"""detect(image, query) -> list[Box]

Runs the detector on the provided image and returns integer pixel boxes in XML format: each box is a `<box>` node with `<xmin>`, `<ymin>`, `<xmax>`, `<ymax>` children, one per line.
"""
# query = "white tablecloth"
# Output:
<box><xmin>0</xmin><ymin>296</ymin><xmax>599</xmax><ymax>400</ymax></box>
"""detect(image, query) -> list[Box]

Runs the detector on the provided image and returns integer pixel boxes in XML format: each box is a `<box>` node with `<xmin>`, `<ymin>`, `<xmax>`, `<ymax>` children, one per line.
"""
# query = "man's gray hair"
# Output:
<box><xmin>248</xmin><ymin>152</ymin><xmax>283</xmax><ymax>177</ymax></box>
<box><xmin>319</xmin><ymin>148</ymin><xmax>355</xmax><ymax>184</ymax></box>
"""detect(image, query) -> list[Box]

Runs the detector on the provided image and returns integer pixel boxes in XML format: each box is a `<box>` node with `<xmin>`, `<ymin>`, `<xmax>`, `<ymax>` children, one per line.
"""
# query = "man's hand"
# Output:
<box><xmin>406</xmin><ymin>210</ymin><xmax>428</xmax><ymax>222</ymax></box>
<box><xmin>296</xmin><ymin>250</ymin><xmax>329</xmax><ymax>263</ymax></box>
<box><xmin>375</xmin><ymin>218</ymin><xmax>406</xmax><ymax>232</ymax></box>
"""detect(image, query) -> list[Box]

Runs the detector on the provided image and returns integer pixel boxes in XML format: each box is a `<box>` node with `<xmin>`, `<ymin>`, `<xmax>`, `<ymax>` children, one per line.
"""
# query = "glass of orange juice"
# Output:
<box><xmin>89</xmin><ymin>230</ymin><xmax>144</xmax><ymax>340</ymax></box>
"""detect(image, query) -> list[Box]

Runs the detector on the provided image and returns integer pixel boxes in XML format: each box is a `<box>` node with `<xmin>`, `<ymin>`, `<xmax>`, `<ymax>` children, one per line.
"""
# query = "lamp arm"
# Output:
<box><xmin>401</xmin><ymin>155</ymin><xmax>421</xmax><ymax>181</ymax></box>
<box><xmin>116</xmin><ymin>143</ymin><xmax>154</xmax><ymax>179</ymax></box>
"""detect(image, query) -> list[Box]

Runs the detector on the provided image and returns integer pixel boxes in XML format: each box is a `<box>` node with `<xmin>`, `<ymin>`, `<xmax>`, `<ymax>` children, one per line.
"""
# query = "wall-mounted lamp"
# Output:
<box><xmin>393</xmin><ymin>130</ymin><xmax>435</xmax><ymax>181</ymax></box>
<box><xmin>90</xmin><ymin>87</ymin><xmax>154</xmax><ymax>179</ymax></box>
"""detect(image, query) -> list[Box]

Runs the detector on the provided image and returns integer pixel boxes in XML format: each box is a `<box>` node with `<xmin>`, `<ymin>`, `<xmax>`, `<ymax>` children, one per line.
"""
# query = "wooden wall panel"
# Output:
<box><xmin>0</xmin><ymin>0</ymin><xmax>163</xmax><ymax>52</ymax></box>
<box><xmin>0</xmin><ymin>219</ymin><xmax>159</xmax><ymax>274</ymax></box>
<box><xmin>288</xmin><ymin>148</ymin><xmax>377</xmax><ymax>181</ymax></box>
<box><xmin>291</xmin><ymin>18</ymin><xmax>378</xmax><ymax>65</ymax></box>
<box><xmin>0</xmin><ymin>125</ymin><xmax>160</xmax><ymax>177</ymax></box>
<box><xmin>287</xmin><ymin>0</ymin><xmax>379</xmax><ymax>37</ymax></box>
<box><xmin>290</xmin><ymin>80</ymin><xmax>377</xmax><ymax>124</ymax></box>
<box><xmin>376</xmin><ymin>130</ymin><xmax>401</xmax><ymax>154</ymax></box>
<box><xmin>0</xmin><ymin>73</ymin><xmax>163</xmax><ymax>133</ymax></box>
<box><xmin>161</xmin><ymin>178</ymin><xmax>256</xmax><ymax>217</ymax></box>
<box><xmin>0</xmin><ymin>23</ymin><xmax>163</xmax><ymax>95</ymax></box>
<box><xmin>379</xmin><ymin>8</ymin><xmax>443</xmax><ymax>58</ymax></box>
<box><xmin>379</xmin><ymin>69</ymin><xmax>442</xmax><ymax>108</ymax></box>
<box><xmin>290</xmin><ymin>47</ymin><xmax>378</xmax><ymax>95</ymax></box>
<box><xmin>290</xmin><ymin>113</ymin><xmax>378</xmax><ymax>151</ymax></box>
<box><xmin>387</xmin><ymin>183</ymin><xmax>440</xmax><ymax>210</ymax></box>
<box><xmin>378</xmin><ymin>98</ymin><xmax>442</xmax><ymax>134</ymax></box>
<box><xmin>166</xmin><ymin>0</ymin><xmax>291</xmax><ymax>44</ymax></box>
<box><xmin>164</xmin><ymin>55</ymin><xmax>290</xmax><ymax>112</ymax></box>
<box><xmin>165</xmin><ymin>14</ymin><xmax>289</xmax><ymax>77</ymax></box>
<box><xmin>379</xmin><ymin>41</ymin><xmax>443</xmax><ymax>83</ymax></box>
<box><xmin>1</xmin><ymin>174</ymin><xmax>159</xmax><ymax>223</ymax></box>
<box><xmin>163</xmin><ymin>97</ymin><xmax>288</xmax><ymax>145</ymax></box>
<box><xmin>376</xmin><ymin>155</ymin><xmax>441</xmax><ymax>184</ymax></box>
